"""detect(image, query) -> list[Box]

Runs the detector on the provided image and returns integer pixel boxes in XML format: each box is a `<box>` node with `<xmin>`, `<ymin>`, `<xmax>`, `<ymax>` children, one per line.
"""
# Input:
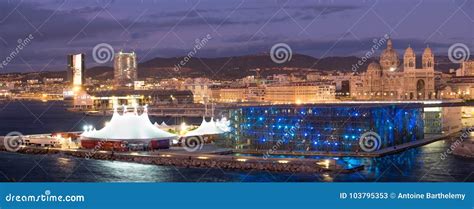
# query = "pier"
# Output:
<box><xmin>0</xmin><ymin>143</ymin><xmax>362</xmax><ymax>174</ymax></box>
<box><xmin>0</xmin><ymin>131</ymin><xmax>461</xmax><ymax>174</ymax></box>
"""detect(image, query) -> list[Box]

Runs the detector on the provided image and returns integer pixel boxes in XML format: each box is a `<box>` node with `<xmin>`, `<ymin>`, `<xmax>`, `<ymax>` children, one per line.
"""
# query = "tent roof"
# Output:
<box><xmin>160</xmin><ymin>121</ymin><xmax>170</xmax><ymax>127</ymax></box>
<box><xmin>184</xmin><ymin>118</ymin><xmax>229</xmax><ymax>136</ymax></box>
<box><xmin>82</xmin><ymin>109</ymin><xmax>176</xmax><ymax>140</ymax></box>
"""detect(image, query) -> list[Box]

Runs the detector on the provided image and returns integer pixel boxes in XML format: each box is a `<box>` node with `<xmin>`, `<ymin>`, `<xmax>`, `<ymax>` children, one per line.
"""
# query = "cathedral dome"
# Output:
<box><xmin>367</xmin><ymin>62</ymin><xmax>381</xmax><ymax>71</ymax></box>
<box><xmin>367</xmin><ymin>62</ymin><xmax>382</xmax><ymax>77</ymax></box>
<box><xmin>380</xmin><ymin>39</ymin><xmax>400</xmax><ymax>71</ymax></box>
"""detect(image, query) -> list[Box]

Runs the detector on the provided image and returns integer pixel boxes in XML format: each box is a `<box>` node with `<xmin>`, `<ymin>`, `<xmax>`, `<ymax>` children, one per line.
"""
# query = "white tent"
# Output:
<box><xmin>155</xmin><ymin>121</ymin><xmax>171</xmax><ymax>129</ymax></box>
<box><xmin>155</xmin><ymin>121</ymin><xmax>172</xmax><ymax>131</ymax></box>
<box><xmin>160</xmin><ymin>121</ymin><xmax>170</xmax><ymax>128</ymax></box>
<box><xmin>216</xmin><ymin>117</ymin><xmax>231</xmax><ymax>132</ymax></box>
<box><xmin>184</xmin><ymin>117</ymin><xmax>230</xmax><ymax>136</ymax></box>
<box><xmin>81</xmin><ymin>106</ymin><xmax>176</xmax><ymax>141</ymax></box>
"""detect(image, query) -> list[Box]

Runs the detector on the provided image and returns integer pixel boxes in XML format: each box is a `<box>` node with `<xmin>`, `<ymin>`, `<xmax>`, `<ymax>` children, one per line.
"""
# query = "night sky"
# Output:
<box><xmin>0</xmin><ymin>0</ymin><xmax>472</xmax><ymax>73</ymax></box>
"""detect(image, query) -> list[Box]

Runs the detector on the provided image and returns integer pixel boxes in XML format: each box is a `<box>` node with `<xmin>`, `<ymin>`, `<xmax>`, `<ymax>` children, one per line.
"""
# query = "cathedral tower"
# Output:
<box><xmin>403</xmin><ymin>45</ymin><xmax>416</xmax><ymax>70</ymax></box>
<box><xmin>422</xmin><ymin>46</ymin><xmax>434</xmax><ymax>70</ymax></box>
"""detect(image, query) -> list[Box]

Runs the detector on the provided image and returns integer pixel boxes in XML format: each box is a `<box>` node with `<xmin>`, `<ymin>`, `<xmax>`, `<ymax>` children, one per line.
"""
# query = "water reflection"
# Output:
<box><xmin>94</xmin><ymin>160</ymin><xmax>177</xmax><ymax>182</ymax></box>
<box><xmin>231</xmin><ymin>140</ymin><xmax>473</xmax><ymax>182</ymax></box>
<box><xmin>0</xmin><ymin>101</ymin><xmax>472</xmax><ymax>182</ymax></box>
<box><xmin>0</xmin><ymin>140</ymin><xmax>472</xmax><ymax>182</ymax></box>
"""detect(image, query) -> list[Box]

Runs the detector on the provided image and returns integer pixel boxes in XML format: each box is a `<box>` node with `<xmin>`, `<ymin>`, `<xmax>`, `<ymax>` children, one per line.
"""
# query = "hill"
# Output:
<box><xmin>5</xmin><ymin>54</ymin><xmax>463</xmax><ymax>81</ymax></box>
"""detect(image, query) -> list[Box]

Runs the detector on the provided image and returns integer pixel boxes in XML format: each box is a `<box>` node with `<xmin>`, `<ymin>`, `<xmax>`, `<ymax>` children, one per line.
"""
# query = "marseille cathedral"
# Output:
<box><xmin>350</xmin><ymin>39</ymin><xmax>435</xmax><ymax>100</ymax></box>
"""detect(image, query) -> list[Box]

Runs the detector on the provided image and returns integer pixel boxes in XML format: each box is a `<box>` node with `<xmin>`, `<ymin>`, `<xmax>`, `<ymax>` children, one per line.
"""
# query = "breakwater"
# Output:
<box><xmin>0</xmin><ymin>145</ymin><xmax>362</xmax><ymax>174</ymax></box>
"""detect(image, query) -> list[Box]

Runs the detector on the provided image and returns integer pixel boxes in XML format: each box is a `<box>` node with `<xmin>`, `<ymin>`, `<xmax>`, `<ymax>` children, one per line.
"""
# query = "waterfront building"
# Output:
<box><xmin>66</xmin><ymin>53</ymin><xmax>86</xmax><ymax>102</ymax></box>
<box><xmin>424</xmin><ymin>106</ymin><xmax>462</xmax><ymax>135</ymax></box>
<box><xmin>438</xmin><ymin>86</ymin><xmax>458</xmax><ymax>99</ymax></box>
<box><xmin>309</xmin><ymin>72</ymin><xmax>352</xmax><ymax>95</ymax></box>
<box><xmin>211</xmin><ymin>82</ymin><xmax>335</xmax><ymax>104</ymax></box>
<box><xmin>440</xmin><ymin>76</ymin><xmax>474</xmax><ymax>100</ymax></box>
<box><xmin>211</xmin><ymin>85</ymin><xmax>264</xmax><ymax>103</ymax></box>
<box><xmin>330</xmin><ymin>73</ymin><xmax>352</xmax><ymax>96</ymax></box>
<box><xmin>350</xmin><ymin>39</ymin><xmax>435</xmax><ymax>100</ymax></box>
<box><xmin>264</xmin><ymin>82</ymin><xmax>336</xmax><ymax>104</ymax></box>
<box><xmin>67</xmin><ymin>53</ymin><xmax>85</xmax><ymax>89</ymax></box>
<box><xmin>182</xmin><ymin>78</ymin><xmax>213</xmax><ymax>103</ymax></box>
<box><xmin>73</xmin><ymin>91</ymin><xmax>93</xmax><ymax>110</ymax></box>
<box><xmin>114</xmin><ymin>51</ymin><xmax>137</xmax><ymax>88</ymax></box>
<box><xmin>212</xmin><ymin>87</ymin><xmax>247</xmax><ymax>103</ymax></box>
<box><xmin>456</xmin><ymin>60</ymin><xmax>474</xmax><ymax>76</ymax></box>
<box><xmin>244</xmin><ymin>84</ymin><xmax>266</xmax><ymax>102</ymax></box>
<box><xmin>89</xmin><ymin>89</ymin><xmax>194</xmax><ymax>110</ymax></box>
<box><xmin>227</xmin><ymin>103</ymin><xmax>424</xmax><ymax>153</ymax></box>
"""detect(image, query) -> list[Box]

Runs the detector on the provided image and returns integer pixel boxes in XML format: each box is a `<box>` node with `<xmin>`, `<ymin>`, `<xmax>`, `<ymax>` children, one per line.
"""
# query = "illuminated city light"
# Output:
<box><xmin>317</xmin><ymin>160</ymin><xmax>331</xmax><ymax>169</ymax></box>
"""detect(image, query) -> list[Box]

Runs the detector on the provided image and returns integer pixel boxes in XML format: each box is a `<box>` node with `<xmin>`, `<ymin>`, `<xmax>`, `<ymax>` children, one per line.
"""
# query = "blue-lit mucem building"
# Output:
<box><xmin>226</xmin><ymin>103</ymin><xmax>424</xmax><ymax>153</ymax></box>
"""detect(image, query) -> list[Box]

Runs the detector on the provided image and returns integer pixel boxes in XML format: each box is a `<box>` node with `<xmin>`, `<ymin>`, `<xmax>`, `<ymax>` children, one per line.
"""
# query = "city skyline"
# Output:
<box><xmin>0</xmin><ymin>2</ymin><xmax>473</xmax><ymax>208</ymax></box>
<box><xmin>0</xmin><ymin>0</ymin><xmax>472</xmax><ymax>73</ymax></box>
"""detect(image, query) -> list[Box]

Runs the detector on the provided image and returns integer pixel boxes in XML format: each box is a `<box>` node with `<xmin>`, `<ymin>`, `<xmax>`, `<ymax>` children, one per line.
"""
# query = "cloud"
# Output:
<box><xmin>0</xmin><ymin>0</ymin><xmax>470</xmax><ymax>73</ymax></box>
<box><xmin>143</xmin><ymin>3</ymin><xmax>361</xmax><ymax>28</ymax></box>
<box><xmin>143</xmin><ymin>36</ymin><xmax>451</xmax><ymax>60</ymax></box>
<box><xmin>67</xmin><ymin>6</ymin><xmax>103</xmax><ymax>15</ymax></box>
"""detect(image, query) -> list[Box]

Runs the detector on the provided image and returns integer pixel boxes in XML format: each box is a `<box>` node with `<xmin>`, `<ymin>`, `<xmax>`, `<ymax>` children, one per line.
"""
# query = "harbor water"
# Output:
<box><xmin>0</xmin><ymin>101</ymin><xmax>472</xmax><ymax>182</ymax></box>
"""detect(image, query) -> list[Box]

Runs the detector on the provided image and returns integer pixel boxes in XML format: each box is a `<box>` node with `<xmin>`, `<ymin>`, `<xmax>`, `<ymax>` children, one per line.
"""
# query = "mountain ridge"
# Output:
<box><xmin>3</xmin><ymin>54</ymin><xmax>462</xmax><ymax>81</ymax></box>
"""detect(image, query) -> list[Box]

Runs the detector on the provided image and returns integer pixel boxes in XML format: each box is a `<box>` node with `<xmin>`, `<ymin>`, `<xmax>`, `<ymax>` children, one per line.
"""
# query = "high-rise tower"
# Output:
<box><xmin>114</xmin><ymin>51</ymin><xmax>137</xmax><ymax>88</ymax></box>
<box><xmin>67</xmin><ymin>53</ymin><xmax>85</xmax><ymax>89</ymax></box>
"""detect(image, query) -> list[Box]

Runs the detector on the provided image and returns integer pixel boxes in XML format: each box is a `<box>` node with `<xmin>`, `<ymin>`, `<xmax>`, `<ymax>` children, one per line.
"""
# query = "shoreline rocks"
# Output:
<box><xmin>65</xmin><ymin>151</ymin><xmax>328</xmax><ymax>173</ymax></box>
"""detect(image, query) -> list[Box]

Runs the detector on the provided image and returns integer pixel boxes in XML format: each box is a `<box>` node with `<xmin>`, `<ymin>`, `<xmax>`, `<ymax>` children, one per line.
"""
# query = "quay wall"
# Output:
<box><xmin>0</xmin><ymin>145</ymin><xmax>360</xmax><ymax>174</ymax></box>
